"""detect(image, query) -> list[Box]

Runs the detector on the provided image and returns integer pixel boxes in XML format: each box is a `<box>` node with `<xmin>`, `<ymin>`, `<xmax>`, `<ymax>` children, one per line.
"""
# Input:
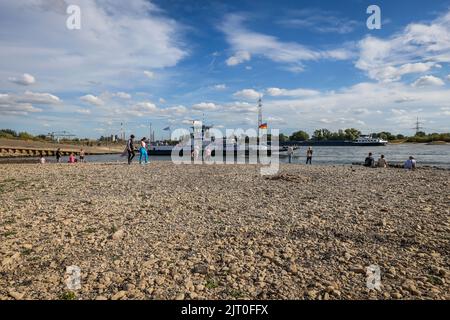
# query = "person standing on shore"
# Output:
<box><xmin>377</xmin><ymin>154</ymin><xmax>388</xmax><ymax>168</ymax></box>
<box><xmin>39</xmin><ymin>153</ymin><xmax>46</xmax><ymax>164</ymax></box>
<box><xmin>364</xmin><ymin>152</ymin><xmax>375</xmax><ymax>167</ymax></box>
<box><xmin>127</xmin><ymin>134</ymin><xmax>136</xmax><ymax>165</ymax></box>
<box><xmin>79</xmin><ymin>149</ymin><xmax>85</xmax><ymax>163</ymax></box>
<box><xmin>139</xmin><ymin>137</ymin><xmax>149</xmax><ymax>165</ymax></box>
<box><xmin>306</xmin><ymin>147</ymin><xmax>313</xmax><ymax>165</ymax></box>
<box><xmin>404</xmin><ymin>156</ymin><xmax>417</xmax><ymax>170</ymax></box>
<box><xmin>287</xmin><ymin>146</ymin><xmax>294</xmax><ymax>163</ymax></box>
<box><xmin>56</xmin><ymin>148</ymin><xmax>61</xmax><ymax>163</ymax></box>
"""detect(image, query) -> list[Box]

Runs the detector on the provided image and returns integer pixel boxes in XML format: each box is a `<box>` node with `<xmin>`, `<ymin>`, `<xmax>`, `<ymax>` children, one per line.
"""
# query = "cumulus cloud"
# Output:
<box><xmin>75</xmin><ymin>108</ymin><xmax>91</xmax><ymax>115</ymax></box>
<box><xmin>226</xmin><ymin>51</ymin><xmax>251</xmax><ymax>66</ymax></box>
<box><xmin>80</xmin><ymin>94</ymin><xmax>104</xmax><ymax>106</ymax></box>
<box><xmin>266</xmin><ymin>87</ymin><xmax>320</xmax><ymax>97</ymax></box>
<box><xmin>412</xmin><ymin>75</ymin><xmax>445</xmax><ymax>87</ymax></box>
<box><xmin>226</xmin><ymin>101</ymin><xmax>258</xmax><ymax>113</ymax></box>
<box><xmin>192</xmin><ymin>102</ymin><xmax>219</xmax><ymax>111</ymax></box>
<box><xmin>9</xmin><ymin>73</ymin><xmax>36</xmax><ymax>85</ymax></box>
<box><xmin>0</xmin><ymin>93</ymin><xmax>43</xmax><ymax>115</ymax></box>
<box><xmin>18</xmin><ymin>91</ymin><xmax>61</xmax><ymax>104</ymax></box>
<box><xmin>356</xmin><ymin>11</ymin><xmax>450</xmax><ymax>82</ymax></box>
<box><xmin>233</xmin><ymin>89</ymin><xmax>262</xmax><ymax>101</ymax></box>
<box><xmin>114</xmin><ymin>92</ymin><xmax>131</xmax><ymax>99</ymax></box>
<box><xmin>0</xmin><ymin>0</ymin><xmax>187</xmax><ymax>92</ymax></box>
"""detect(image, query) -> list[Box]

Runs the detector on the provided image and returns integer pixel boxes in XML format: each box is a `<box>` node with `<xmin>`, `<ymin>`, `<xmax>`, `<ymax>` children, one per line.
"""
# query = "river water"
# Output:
<box><xmin>4</xmin><ymin>144</ymin><xmax>448</xmax><ymax>168</ymax></box>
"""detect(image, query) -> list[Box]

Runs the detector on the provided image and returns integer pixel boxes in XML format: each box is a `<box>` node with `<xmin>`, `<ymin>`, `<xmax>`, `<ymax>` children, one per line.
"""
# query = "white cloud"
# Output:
<box><xmin>412</xmin><ymin>75</ymin><xmax>445</xmax><ymax>87</ymax></box>
<box><xmin>192</xmin><ymin>102</ymin><xmax>218</xmax><ymax>111</ymax></box>
<box><xmin>266</xmin><ymin>116</ymin><xmax>287</xmax><ymax>125</ymax></box>
<box><xmin>18</xmin><ymin>91</ymin><xmax>60</xmax><ymax>104</ymax></box>
<box><xmin>0</xmin><ymin>93</ymin><xmax>43</xmax><ymax>115</ymax></box>
<box><xmin>9</xmin><ymin>73</ymin><xmax>36</xmax><ymax>85</ymax></box>
<box><xmin>80</xmin><ymin>94</ymin><xmax>104</xmax><ymax>106</ymax></box>
<box><xmin>144</xmin><ymin>70</ymin><xmax>155</xmax><ymax>79</ymax></box>
<box><xmin>226</xmin><ymin>51</ymin><xmax>251</xmax><ymax>66</ymax></box>
<box><xmin>164</xmin><ymin>105</ymin><xmax>187</xmax><ymax>115</ymax></box>
<box><xmin>221</xmin><ymin>14</ymin><xmax>352</xmax><ymax>70</ymax></box>
<box><xmin>75</xmin><ymin>108</ymin><xmax>91</xmax><ymax>115</ymax></box>
<box><xmin>447</xmin><ymin>74</ymin><xmax>450</xmax><ymax>81</ymax></box>
<box><xmin>0</xmin><ymin>1</ymin><xmax>187</xmax><ymax>93</ymax></box>
<box><xmin>134</xmin><ymin>102</ymin><xmax>157</xmax><ymax>112</ymax></box>
<box><xmin>278</xmin><ymin>9</ymin><xmax>358</xmax><ymax>34</ymax></box>
<box><xmin>266</xmin><ymin>87</ymin><xmax>320</xmax><ymax>97</ymax></box>
<box><xmin>356</xmin><ymin>11</ymin><xmax>450</xmax><ymax>82</ymax></box>
<box><xmin>115</xmin><ymin>92</ymin><xmax>131</xmax><ymax>99</ymax></box>
<box><xmin>159</xmin><ymin>98</ymin><xmax>166</xmax><ymax>103</ymax></box>
<box><xmin>213</xmin><ymin>84</ymin><xmax>227</xmax><ymax>90</ymax></box>
<box><xmin>233</xmin><ymin>89</ymin><xmax>262</xmax><ymax>101</ymax></box>
<box><xmin>226</xmin><ymin>101</ymin><xmax>258</xmax><ymax>113</ymax></box>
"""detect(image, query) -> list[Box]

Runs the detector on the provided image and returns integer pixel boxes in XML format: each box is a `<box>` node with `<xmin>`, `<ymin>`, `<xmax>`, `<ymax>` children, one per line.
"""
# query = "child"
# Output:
<box><xmin>68</xmin><ymin>153</ymin><xmax>76</xmax><ymax>163</ymax></box>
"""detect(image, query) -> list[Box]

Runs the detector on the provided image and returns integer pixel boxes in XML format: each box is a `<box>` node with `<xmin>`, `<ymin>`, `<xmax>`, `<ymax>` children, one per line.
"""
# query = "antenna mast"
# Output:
<box><xmin>257</xmin><ymin>96</ymin><xmax>263</xmax><ymax>137</ymax></box>
<box><xmin>413</xmin><ymin>117</ymin><xmax>423</xmax><ymax>135</ymax></box>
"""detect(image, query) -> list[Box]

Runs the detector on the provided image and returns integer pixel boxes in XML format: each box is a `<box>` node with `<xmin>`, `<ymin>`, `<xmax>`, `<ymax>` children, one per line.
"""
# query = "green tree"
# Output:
<box><xmin>344</xmin><ymin>128</ymin><xmax>361</xmax><ymax>140</ymax></box>
<box><xmin>18</xmin><ymin>132</ymin><xmax>34</xmax><ymax>140</ymax></box>
<box><xmin>415</xmin><ymin>131</ymin><xmax>426</xmax><ymax>137</ymax></box>
<box><xmin>279</xmin><ymin>133</ymin><xmax>289</xmax><ymax>142</ymax></box>
<box><xmin>290</xmin><ymin>130</ymin><xmax>309</xmax><ymax>141</ymax></box>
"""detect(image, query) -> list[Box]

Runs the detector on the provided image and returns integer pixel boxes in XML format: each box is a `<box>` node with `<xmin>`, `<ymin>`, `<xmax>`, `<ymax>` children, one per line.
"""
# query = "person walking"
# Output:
<box><xmin>127</xmin><ymin>134</ymin><xmax>136</xmax><ymax>165</ymax></box>
<box><xmin>287</xmin><ymin>146</ymin><xmax>294</xmax><ymax>164</ymax></box>
<box><xmin>306</xmin><ymin>147</ymin><xmax>313</xmax><ymax>165</ymax></box>
<box><xmin>56</xmin><ymin>148</ymin><xmax>61</xmax><ymax>163</ymax></box>
<box><xmin>139</xmin><ymin>137</ymin><xmax>149</xmax><ymax>165</ymax></box>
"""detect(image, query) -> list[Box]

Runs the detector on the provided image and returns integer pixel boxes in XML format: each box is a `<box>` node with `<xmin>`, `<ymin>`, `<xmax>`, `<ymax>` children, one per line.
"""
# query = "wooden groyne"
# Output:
<box><xmin>0</xmin><ymin>146</ymin><xmax>120</xmax><ymax>158</ymax></box>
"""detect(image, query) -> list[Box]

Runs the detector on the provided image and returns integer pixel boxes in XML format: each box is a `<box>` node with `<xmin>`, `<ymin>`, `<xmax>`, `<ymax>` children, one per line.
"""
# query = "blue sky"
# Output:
<box><xmin>1</xmin><ymin>0</ymin><xmax>450</xmax><ymax>138</ymax></box>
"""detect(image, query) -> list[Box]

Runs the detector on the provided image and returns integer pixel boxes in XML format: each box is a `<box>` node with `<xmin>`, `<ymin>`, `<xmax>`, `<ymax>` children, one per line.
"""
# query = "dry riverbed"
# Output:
<box><xmin>0</xmin><ymin>162</ymin><xmax>448</xmax><ymax>300</ymax></box>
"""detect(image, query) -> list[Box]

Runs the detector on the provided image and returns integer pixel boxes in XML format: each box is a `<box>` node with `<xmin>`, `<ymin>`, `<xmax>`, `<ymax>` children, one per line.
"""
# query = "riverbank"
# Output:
<box><xmin>0</xmin><ymin>138</ymin><xmax>123</xmax><ymax>158</ymax></box>
<box><xmin>0</xmin><ymin>162</ymin><xmax>448</xmax><ymax>300</ymax></box>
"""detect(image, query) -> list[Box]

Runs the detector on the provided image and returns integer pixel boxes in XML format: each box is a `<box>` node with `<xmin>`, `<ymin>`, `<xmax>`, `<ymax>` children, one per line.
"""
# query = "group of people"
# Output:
<box><xmin>39</xmin><ymin>148</ymin><xmax>86</xmax><ymax>164</ymax></box>
<box><xmin>287</xmin><ymin>146</ymin><xmax>313</xmax><ymax>164</ymax></box>
<box><xmin>364</xmin><ymin>152</ymin><xmax>417</xmax><ymax>170</ymax></box>
<box><xmin>125</xmin><ymin>134</ymin><xmax>149</xmax><ymax>165</ymax></box>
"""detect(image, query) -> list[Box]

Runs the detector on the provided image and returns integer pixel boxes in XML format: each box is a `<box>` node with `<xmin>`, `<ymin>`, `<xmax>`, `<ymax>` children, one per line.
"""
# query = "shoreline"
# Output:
<box><xmin>0</xmin><ymin>158</ymin><xmax>449</xmax><ymax>170</ymax></box>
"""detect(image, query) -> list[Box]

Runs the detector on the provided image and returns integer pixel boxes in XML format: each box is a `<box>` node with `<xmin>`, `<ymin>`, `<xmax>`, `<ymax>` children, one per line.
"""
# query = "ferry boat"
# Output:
<box><xmin>352</xmin><ymin>135</ymin><xmax>388</xmax><ymax>146</ymax></box>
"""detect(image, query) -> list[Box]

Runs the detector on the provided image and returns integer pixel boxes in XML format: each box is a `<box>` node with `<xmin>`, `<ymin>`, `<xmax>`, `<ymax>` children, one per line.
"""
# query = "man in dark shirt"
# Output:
<box><xmin>56</xmin><ymin>148</ymin><xmax>61</xmax><ymax>163</ymax></box>
<box><xmin>127</xmin><ymin>134</ymin><xmax>136</xmax><ymax>165</ymax></box>
<box><xmin>364</xmin><ymin>152</ymin><xmax>375</xmax><ymax>167</ymax></box>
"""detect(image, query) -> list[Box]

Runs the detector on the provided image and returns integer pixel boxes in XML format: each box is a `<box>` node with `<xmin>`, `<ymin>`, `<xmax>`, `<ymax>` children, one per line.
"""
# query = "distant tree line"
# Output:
<box><xmin>280</xmin><ymin>128</ymin><xmax>450</xmax><ymax>142</ymax></box>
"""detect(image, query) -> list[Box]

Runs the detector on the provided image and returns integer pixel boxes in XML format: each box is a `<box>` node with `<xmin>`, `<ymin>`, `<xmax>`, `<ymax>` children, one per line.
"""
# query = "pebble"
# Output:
<box><xmin>112</xmin><ymin>229</ymin><xmax>125</xmax><ymax>240</ymax></box>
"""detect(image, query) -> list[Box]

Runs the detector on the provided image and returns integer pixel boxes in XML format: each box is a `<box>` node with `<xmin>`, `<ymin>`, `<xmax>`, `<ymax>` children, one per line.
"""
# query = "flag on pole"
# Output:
<box><xmin>163</xmin><ymin>126</ymin><xmax>170</xmax><ymax>131</ymax></box>
<box><xmin>259</xmin><ymin>123</ymin><xmax>268</xmax><ymax>129</ymax></box>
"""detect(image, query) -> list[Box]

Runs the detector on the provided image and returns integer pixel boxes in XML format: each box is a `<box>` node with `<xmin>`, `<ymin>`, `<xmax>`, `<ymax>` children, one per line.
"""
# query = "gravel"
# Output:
<box><xmin>0</xmin><ymin>162</ymin><xmax>448</xmax><ymax>300</ymax></box>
